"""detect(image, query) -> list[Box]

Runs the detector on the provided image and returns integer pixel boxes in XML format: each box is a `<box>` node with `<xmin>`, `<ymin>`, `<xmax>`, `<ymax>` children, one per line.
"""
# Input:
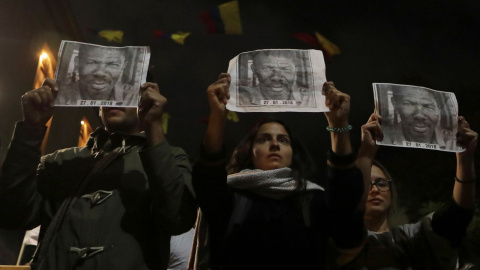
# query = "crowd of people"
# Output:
<box><xmin>0</xmin><ymin>49</ymin><xmax>477</xmax><ymax>270</ymax></box>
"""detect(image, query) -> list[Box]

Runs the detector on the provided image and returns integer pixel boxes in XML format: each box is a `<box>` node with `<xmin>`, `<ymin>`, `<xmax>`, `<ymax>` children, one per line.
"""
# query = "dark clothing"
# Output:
<box><xmin>343</xmin><ymin>200</ymin><xmax>474</xmax><ymax>270</ymax></box>
<box><xmin>0</xmin><ymin>122</ymin><xmax>196</xmax><ymax>270</ymax></box>
<box><xmin>192</xmin><ymin>161</ymin><xmax>365</xmax><ymax>270</ymax></box>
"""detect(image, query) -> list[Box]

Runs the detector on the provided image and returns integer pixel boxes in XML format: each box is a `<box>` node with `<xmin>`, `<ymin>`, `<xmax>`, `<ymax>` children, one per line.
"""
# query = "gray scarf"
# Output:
<box><xmin>227</xmin><ymin>167</ymin><xmax>324</xmax><ymax>199</ymax></box>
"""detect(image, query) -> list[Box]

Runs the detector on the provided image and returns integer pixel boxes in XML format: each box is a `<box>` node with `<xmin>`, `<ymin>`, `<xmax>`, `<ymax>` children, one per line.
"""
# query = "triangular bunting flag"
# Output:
<box><xmin>153</xmin><ymin>31</ymin><xmax>191</xmax><ymax>45</ymax></box>
<box><xmin>201</xmin><ymin>0</ymin><xmax>242</xmax><ymax>34</ymax></box>
<box><xmin>171</xmin><ymin>32</ymin><xmax>191</xmax><ymax>45</ymax></box>
<box><xmin>98</xmin><ymin>30</ymin><xmax>124</xmax><ymax>43</ymax></box>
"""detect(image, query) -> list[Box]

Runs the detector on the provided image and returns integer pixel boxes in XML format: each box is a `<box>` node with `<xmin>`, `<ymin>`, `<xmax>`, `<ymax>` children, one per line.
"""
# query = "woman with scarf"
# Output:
<box><xmin>191</xmin><ymin>73</ymin><xmax>369</xmax><ymax>269</ymax></box>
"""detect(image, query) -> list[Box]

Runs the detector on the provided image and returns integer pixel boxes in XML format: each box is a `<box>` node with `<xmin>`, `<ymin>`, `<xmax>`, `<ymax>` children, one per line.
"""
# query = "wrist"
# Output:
<box><xmin>209</xmin><ymin>110</ymin><xmax>227</xmax><ymax>122</ymax></box>
<box><xmin>145</xmin><ymin>123</ymin><xmax>166</xmax><ymax>146</ymax></box>
<box><xmin>327</xmin><ymin>149</ymin><xmax>356</xmax><ymax>167</ymax></box>
<box><xmin>326</xmin><ymin>124</ymin><xmax>352</xmax><ymax>133</ymax></box>
<box><xmin>455</xmin><ymin>176</ymin><xmax>476</xmax><ymax>184</ymax></box>
<box><xmin>357</xmin><ymin>146</ymin><xmax>376</xmax><ymax>161</ymax></box>
<box><xmin>457</xmin><ymin>152</ymin><xmax>475</xmax><ymax>163</ymax></box>
<box><xmin>327</xmin><ymin>119</ymin><xmax>349</xmax><ymax>128</ymax></box>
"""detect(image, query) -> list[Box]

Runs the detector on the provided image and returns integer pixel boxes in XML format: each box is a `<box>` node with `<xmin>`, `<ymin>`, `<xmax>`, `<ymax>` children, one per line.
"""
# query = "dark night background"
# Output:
<box><xmin>1</xmin><ymin>0</ymin><xmax>479</xmax><ymax>264</ymax></box>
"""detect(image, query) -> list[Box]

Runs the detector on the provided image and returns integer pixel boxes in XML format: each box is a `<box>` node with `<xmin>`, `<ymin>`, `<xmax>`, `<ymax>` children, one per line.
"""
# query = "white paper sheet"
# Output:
<box><xmin>373</xmin><ymin>83</ymin><xmax>462</xmax><ymax>152</ymax></box>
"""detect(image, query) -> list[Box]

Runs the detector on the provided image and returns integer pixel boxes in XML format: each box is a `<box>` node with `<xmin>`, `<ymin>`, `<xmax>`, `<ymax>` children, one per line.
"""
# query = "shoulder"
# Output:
<box><xmin>41</xmin><ymin>146</ymin><xmax>91</xmax><ymax>165</ymax></box>
<box><xmin>393</xmin><ymin>213</ymin><xmax>433</xmax><ymax>240</ymax></box>
<box><xmin>153</xmin><ymin>141</ymin><xmax>188</xmax><ymax>157</ymax></box>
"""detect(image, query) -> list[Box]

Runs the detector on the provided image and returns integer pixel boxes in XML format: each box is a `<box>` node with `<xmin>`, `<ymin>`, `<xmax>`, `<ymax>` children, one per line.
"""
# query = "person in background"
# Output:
<box><xmin>342</xmin><ymin>113</ymin><xmax>476</xmax><ymax>269</ymax></box>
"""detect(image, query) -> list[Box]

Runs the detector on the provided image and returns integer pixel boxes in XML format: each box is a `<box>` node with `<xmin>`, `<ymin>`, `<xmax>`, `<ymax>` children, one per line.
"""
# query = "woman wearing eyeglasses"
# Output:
<box><xmin>341</xmin><ymin>113</ymin><xmax>477</xmax><ymax>269</ymax></box>
<box><xmin>364</xmin><ymin>160</ymin><xmax>397</xmax><ymax>233</ymax></box>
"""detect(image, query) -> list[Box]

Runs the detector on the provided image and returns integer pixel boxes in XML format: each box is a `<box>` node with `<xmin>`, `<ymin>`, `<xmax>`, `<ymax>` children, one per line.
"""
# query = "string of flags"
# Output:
<box><xmin>84</xmin><ymin>0</ymin><xmax>339</xmax><ymax>125</ymax></box>
<box><xmin>86</xmin><ymin>0</ymin><xmax>340</xmax><ymax>61</ymax></box>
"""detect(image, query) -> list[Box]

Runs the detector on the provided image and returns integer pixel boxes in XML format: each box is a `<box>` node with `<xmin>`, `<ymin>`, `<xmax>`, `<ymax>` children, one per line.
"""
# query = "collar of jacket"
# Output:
<box><xmin>86</xmin><ymin>127</ymin><xmax>146</xmax><ymax>153</ymax></box>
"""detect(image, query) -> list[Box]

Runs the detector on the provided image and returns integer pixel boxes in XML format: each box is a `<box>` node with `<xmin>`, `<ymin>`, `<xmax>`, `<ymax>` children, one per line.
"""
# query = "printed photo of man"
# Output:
<box><xmin>374</xmin><ymin>83</ymin><xmax>459</xmax><ymax>151</ymax></box>
<box><xmin>76</xmin><ymin>46</ymin><xmax>128</xmax><ymax>101</ymax></box>
<box><xmin>237</xmin><ymin>50</ymin><xmax>315</xmax><ymax>107</ymax></box>
<box><xmin>55</xmin><ymin>41</ymin><xmax>149</xmax><ymax>107</ymax></box>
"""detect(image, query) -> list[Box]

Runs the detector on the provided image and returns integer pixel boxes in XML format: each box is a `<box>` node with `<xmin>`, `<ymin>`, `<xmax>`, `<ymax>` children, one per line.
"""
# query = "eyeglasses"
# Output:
<box><xmin>370</xmin><ymin>178</ymin><xmax>392</xmax><ymax>192</ymax></box>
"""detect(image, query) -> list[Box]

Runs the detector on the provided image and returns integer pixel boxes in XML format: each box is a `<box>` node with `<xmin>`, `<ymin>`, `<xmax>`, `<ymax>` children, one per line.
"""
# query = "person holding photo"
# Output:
<box><xmin>0</xmin><ymin>78</ymin><xmax>197</xmax><ymax>269</ymax></box>
<box><xmin>191</xmin><ymin>73</ymin><xmax>369</xmax><ymax>269</ymax></box>
<box><xmin>342</xmin><ymin>113</ymin><xmax>476</xmax><ymax>269</ymax></box>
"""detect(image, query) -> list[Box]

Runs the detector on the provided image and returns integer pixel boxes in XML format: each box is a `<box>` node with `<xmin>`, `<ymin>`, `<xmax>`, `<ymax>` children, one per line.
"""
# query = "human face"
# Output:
<box><xmin>99</xmin><ymin>107</ymin><xmax>139</xmax><ymax>134</ymax></box>
<box><xmin>394</xmin><ymin>89</ymin><xmax>440</xmax><ymax>143</ymax></box>
<box><xmin>252</xmin><ymin>54</ymin><xmax>296</xmax><ymax>93</ymax></box>
<box><xmin>78</xmin><ymin>48</ymin><xmax>126</xmax><ymax>100</ymax></box>
<box><xmin>366</xmin><ymin>165</ymin><xmax>392</xmax><ymax>217</ymax></box>
<box><xmin>252</xmin><ymin>122</ymin><xmax>293</xmax><ymax>170</ymax></box>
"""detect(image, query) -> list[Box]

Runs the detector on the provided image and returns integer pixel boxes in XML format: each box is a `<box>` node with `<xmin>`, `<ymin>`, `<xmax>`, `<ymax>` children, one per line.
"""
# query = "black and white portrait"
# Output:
<box><xmin>54</xmin><ymin>41</ymin><xmax>150</xmax><ymax>107</ymax></box>
<box><xmin>373</xmin><ymin>83</ymin><xmax>461</xmax><ymax>152</ymax></box>
<box><xmin>226</xmin><ymin>49</ymin><xmax>327</xmax><ymax>113</ymax></box>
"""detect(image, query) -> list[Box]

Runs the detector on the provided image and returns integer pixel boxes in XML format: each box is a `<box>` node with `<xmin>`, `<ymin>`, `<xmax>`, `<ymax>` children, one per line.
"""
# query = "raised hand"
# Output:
<box><xmin>207</xmin><ymin>73</ymin><xmax>231</xmax><ymax>117</ymax></box>
<box><xmin>457</xmin><ymin>116</ymin><xmax>478</xmax><ymax>159</ymax></box>
<box><xmin>359</xmin><ymin>113</ymin><xmax>383</xmax><ymax>160</ymax></box>
<box><xmin>204</xmin><ymin>73</ymin><xmax>231</xmax><ymax>154</ymax></box>
<box><xmin>21</xmin><ymin>78</ymin><xmax>58</xmax><ymax>127</ymax></box>
<box><xmin>138</xmin><ymin>82</ymin><xmax>167</xmax><ymax>145</ymax></box>
<box><xmin>322</xmin><ymin>81</ymin><xmax>350</xmax><ymax>128</ymax></box>
<box><xmin>453</xmin><ymin>117</ymin><xmax>477</xmax><ymax>208</ymax></box>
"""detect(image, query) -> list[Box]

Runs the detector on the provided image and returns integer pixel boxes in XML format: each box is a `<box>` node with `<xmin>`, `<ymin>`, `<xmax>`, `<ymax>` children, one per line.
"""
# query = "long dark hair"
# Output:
<box><xmin>227</xmin><ymin>118</ymin><xmax>314</xmax><ymax>191</ymax></box>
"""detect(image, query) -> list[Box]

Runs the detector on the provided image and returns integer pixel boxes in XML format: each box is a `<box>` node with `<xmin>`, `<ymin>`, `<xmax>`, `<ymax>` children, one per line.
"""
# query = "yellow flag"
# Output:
<box><xmin>98</xmin><ymin>30</ymin><xmax>124</xmax><ymax>43</ymax></box>
<box><xmin>219</xmin><ymin>1</ymin><xmax>242</xmax><ymax>34</ymax></box>
<box><xmin>315</xmin><ymin>32</ymin><xmax>341</xmax><ymax>57</ymax></box>
<box><xmin>227</xmin><ymin>111</ymin><xmax>239</xmax><ymax>122</ymax></box>
<box><xmin>171</xmin><ymin>32</ymin><xmax>191</xmax><ymax>45</ymax></box>
<box><xmin>161</xmin><ymin>113</ymin><xmax>171</xmax><ymax>134</ymax></box>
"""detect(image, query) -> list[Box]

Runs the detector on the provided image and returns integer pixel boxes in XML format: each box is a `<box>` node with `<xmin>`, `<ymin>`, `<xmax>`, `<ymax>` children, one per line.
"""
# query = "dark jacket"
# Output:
<box><xmin>0</xmin><ymin>122</ymin><xmax>196</xmax><ymax>270</ymax></box>
<box><xmin>192</xmin><ymin>160</ymin><xmax>365</xmax><ymax>270</ymax></box>
<box><xmin>342</xmin><ymin>200</ymin><xmax>474</xmax><ymax>270</ymax></box>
